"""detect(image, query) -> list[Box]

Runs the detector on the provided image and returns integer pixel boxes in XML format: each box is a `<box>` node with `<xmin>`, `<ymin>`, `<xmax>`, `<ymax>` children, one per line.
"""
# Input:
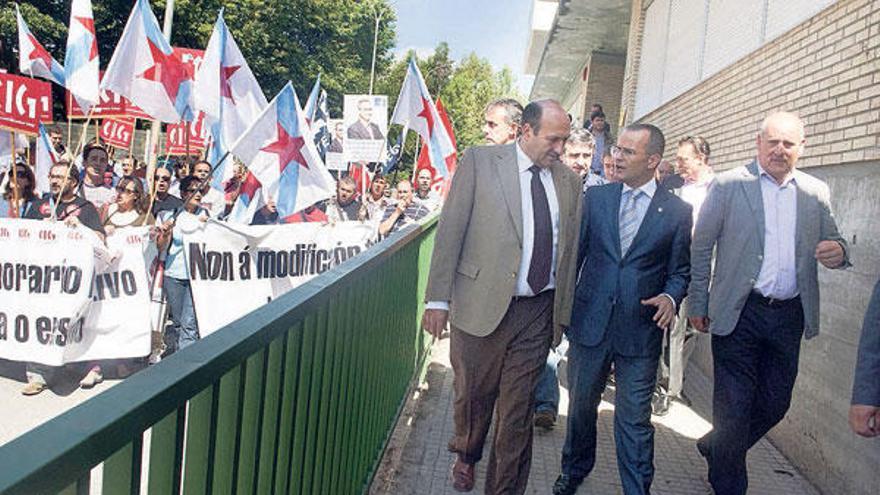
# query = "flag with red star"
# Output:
<box><xmin>15</xmin><ymin>5</ymin><xmax>65</xmax><ymax>86</ymax></box>
<box><xmin>414</xmin><ymin>98</ymin><xmax>458</xmax><ymax>196</ymax></box>
<box><xmin>64</xmin><ymin>0</ymin><xmax>100</xmax><ymax>114</ymax></box>
<box><xmin>101</xmin><ymin>0</ymin><xmax>193</xmax><ymax>122</ymax></box>
<box><xmin>390</xmin><ymin>58</ymin><xmax>456</xmax><ymax>178</ymax></box>
<box><xmin>193</xmin><ymin>10</ymin><xmax>267</xmax><ymax>191</ymax></box>
<box><xmin>229</xmin><ymin>82</ymin><xmax>334</xmax><ymax>223</ymax></box>
<box><xmin>35</xmin><ymin>123</ymin><xmax>59</xmax><ymax>196</ymax></box>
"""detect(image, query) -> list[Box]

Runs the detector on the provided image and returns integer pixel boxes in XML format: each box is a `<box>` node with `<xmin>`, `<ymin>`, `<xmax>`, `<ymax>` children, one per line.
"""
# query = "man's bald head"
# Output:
<box><xmin>756</xmin><ymin>111</ymin><xmax>806</xmax><ymax>184</ymax></box>
<box><xmin>519</xmin><ymin>99</ymin><xmax>571</xmax><ymax>168</ymax></box>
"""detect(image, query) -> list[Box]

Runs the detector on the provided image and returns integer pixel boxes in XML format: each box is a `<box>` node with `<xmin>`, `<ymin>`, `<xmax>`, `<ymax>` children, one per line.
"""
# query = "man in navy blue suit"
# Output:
<box><xmin>553</xmin><ymin>123</ymin><xmax>692</xmax><ymax>495</ymax></box>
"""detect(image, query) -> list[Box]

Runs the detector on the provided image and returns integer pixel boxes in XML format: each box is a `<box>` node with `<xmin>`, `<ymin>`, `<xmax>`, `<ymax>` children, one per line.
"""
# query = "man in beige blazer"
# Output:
<box><xmin>422</xmin><ymin>99</ymin><xmax>582</xmax><ymax>494</ymax></box>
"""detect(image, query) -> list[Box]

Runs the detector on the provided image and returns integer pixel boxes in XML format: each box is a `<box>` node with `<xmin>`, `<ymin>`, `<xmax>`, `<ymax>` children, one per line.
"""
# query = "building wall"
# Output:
<box><xmin>622</xmin><ymin>0</ymin><xmax>880</xmax><ymax>493</ymax></box>
<box><xmin>584</xmin><ymin>52</ymin><xmax>626</xmax><ymax>133</ymax></box>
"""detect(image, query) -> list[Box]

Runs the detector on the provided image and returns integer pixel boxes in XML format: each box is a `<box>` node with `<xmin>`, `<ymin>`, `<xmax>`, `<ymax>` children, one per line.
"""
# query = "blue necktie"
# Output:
<box><xmin>619</xmin><ymin>189</ymin><xmax>641</xmax><ymax>255</ymax></box>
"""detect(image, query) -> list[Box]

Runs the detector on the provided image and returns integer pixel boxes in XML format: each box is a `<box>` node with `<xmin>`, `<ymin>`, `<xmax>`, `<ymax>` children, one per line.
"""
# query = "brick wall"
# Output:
<box><xmin>584</xmin><ymin>52</ymin><xmax>626</xmax><ymax>134</ymax></box>
<box><xmin>631</xmin><ymin>0</ymin><xmax>879</xmax><ymax>171</ymax></box>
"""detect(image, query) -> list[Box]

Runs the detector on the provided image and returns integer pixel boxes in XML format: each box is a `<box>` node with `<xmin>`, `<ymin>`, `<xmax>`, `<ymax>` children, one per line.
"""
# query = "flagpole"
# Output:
<box><xmin>66</xmin><ymin>116</ymin><xmax>73</xmax><ymax>156</ymax></box>
<box><xmin>9</xmin><ymin>132</ymin><xmax>20</xmax><ymax>218</ymax></box>
<box><xmin>146</xmin><ymin>0</ymin><xmax>176</xmax><ymax>185</ymax></box>
<box><xmin>368</xmin><ymin>7</ymin><xmax>381</xmax><ymax>95</ymax></box>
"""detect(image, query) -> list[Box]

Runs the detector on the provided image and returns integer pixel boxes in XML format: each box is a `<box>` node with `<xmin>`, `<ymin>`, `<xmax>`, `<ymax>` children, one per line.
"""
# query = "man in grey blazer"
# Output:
<box><xmin>422</xmin><ymin>100</ymin><xmax>582</xmax><ymax>494</ymax></box>
<box><xmin>688</xmin><ymin>112</ymin><xmax>850</xmax><ymax>495</ymax></box>
<box><xmin>850</xmin><ymin>278</ymin><xmax>880</xmax><ymax>437</ymax></box>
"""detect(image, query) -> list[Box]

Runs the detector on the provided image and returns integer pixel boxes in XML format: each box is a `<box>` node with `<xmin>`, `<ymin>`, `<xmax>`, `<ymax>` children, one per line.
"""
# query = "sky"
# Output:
<box><xmin>392</xmin><ymin>0</ymin><xmax>535</xmax><ymax>97</ymax></box>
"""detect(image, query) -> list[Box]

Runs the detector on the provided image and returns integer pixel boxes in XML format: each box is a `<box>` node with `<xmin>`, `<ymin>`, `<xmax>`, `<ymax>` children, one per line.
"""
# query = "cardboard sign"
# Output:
<box><xmin>165</xmin><ymin>112</ymin><xmax>207</xmax><ymax>155</ymax></box>
<box><xmin>99</xmin><ymin>117</ymin><xmax>135</xmax><ymax>150</ymax></box>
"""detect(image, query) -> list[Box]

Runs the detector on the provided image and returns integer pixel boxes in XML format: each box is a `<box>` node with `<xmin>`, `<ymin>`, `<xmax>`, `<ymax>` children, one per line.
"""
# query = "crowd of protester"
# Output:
<box><xmin>0</xmin><ymin>126</ymin><xmax>442</xmax><ymax>396</ymax></box>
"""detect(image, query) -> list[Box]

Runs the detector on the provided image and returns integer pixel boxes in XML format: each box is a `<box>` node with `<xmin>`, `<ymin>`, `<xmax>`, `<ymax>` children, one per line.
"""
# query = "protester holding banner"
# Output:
<box><xmin>25</xmin><ymin>162</ymin><xmax>105</xmax><ymax>235</ymax></box>
<box><xmin>154</xmin><ymin>176</ymin><xmax>208</xmax><ymax>353</ymax></box>
<box><xmin>20</xmin><ymin>162</ymin><xmax>109</xmax><ymax>395</ymax></box>
<box><xmin>0</xmin><ymin>162</ymin><xmax>39</xmax><ymax>218</ymax></box>
<box><xmin>150</xmin><ymin>165</ymin><xmax>183</xmax><ymax>218</ymax></box>
<box><xmin>79</xmin><ymin>143</ymin><xmax>116</xmax><ymax>211</ymax></box>
<box><xmin>325</xmin><ymin>176</ymin><xmax>364</xmax><ymax>223</ymax></box>
<box><xmin>378</xmin><ymin>179</ymin><xmax>430</xmax><ymax>236</ymax></box>
<box><xmin>102</xmin><ymin>177</ymin><xmax>154</xmax><ymax>233</ymax></box>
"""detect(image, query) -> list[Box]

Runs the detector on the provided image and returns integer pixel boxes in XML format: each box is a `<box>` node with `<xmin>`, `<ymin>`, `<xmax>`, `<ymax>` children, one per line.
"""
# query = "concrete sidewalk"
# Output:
<box><xmin>371</xmin><ymin>338</ymin><xmax>821</xmax><ymax>495</ymax></box>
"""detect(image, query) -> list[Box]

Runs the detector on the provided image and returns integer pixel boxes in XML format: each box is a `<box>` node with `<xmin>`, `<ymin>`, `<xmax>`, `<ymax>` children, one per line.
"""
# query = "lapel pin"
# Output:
<box><xmin>658</xmin><ymin>207</ymin><xmax>663</xmax><ymax>213</ymax></box>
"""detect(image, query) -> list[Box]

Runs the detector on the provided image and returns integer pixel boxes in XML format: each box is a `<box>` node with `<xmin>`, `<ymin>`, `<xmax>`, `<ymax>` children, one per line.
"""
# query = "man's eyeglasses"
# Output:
<box><xmin>154</xmin><ymin>175</ymin><xmax>171</xmax><ymax>182</ymax></box>
<box><xmin>610</xmin><ymin>145</ymin><xmax>637</xmax><ymax>158</ymax></box>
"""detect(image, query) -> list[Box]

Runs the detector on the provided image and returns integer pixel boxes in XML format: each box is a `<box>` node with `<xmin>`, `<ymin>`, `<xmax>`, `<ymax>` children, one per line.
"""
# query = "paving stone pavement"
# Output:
<box><xmin>373</xmin><ymin>338</ymin><xmax>822</xmax><ymax>495</ymax></box>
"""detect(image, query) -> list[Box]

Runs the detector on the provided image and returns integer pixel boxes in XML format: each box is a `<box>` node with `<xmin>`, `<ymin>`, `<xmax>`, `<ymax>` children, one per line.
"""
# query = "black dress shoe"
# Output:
<box><xmin>552</xmin><ymin>474</ymin><xmax>584</xmax><ymax>495</ymax></box>
<box><xmin>696</xmin><ymin>434</ymin><xmax>710</xmax><ymax>459</ymax></box>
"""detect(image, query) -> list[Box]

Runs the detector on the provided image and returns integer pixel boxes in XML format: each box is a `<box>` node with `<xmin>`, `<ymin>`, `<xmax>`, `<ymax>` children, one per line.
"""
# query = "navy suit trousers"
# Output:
<box><xmin>707</xmin><ymin>293</ymin><xmax>804</xmax><ymax>495</ymax></box>
<box><xmin>562</xmin><ymin>319</ymin><xmax>660</xmax><ymax>495</ymax></box>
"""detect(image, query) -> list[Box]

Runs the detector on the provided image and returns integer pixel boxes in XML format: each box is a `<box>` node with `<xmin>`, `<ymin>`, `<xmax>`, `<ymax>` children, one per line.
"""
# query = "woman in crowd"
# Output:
<box><xmin>0</xmin><ymin>162</ymin><xmax>39</xmax><ymax>218</ymax></box>
<box><xmin>102</xmin><ymin>177</ymin><xmax>154</xmax><ymax>234</ymax></box>
<box><xmin>153</xmin><ymin>176</ymin><xmax>208</xmax><ymax>353</ymax></box>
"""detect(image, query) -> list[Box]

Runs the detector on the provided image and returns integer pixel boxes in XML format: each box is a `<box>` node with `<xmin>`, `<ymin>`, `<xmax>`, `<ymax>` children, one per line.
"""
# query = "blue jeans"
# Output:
<box><xmin>163</xmin><ymin>276</ymin><xmax>199</xmax><ymax>352</ymax></box>
<box><xmin>535</xmin><ymin>335</ymin><xmax>568</xmax><ymax>414</ymax></box>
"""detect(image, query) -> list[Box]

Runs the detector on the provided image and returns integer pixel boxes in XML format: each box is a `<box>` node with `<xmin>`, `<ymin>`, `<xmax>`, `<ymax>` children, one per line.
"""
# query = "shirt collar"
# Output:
<box><xmin>516</xmin><ymin>142</ymin><xmax>533</xmax><ymax>173</ymax></box>
<box><xmin>757</xmin><ymin>160</ymin><xmax>797</xmax><ymax>187</ymax></box>
<box><xmin>622</xmin><ymin>179</ymin><xmax>657</xmax><ymax>199</ymax></box>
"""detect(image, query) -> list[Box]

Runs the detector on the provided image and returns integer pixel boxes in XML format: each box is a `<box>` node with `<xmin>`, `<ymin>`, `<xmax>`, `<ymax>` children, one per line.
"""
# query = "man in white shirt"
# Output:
<box><xmin>688</xmin><ymin>112</ymin><xmax>849</xmax><ymax>494</ymax></box>
<box><xmin>422</xmin><ymin>100</ymin><xmax>582</xmax><ymax>494</ymax></box>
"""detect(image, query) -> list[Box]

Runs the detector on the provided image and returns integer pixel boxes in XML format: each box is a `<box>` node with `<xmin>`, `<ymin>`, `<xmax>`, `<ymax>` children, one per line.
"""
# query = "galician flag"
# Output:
<box><xmin>193</xmin><ymin>9</ymin><xmax>267</xmax><ymax>191</ymax></box>
<box><xmin>390</xmin><ymin>58</ymin><xmax>456</xmax><ymax>178</ymax></box>
<box><xmin>16</xmin><ymin>4</ymin><xmax>65</xmax><ymax>85</ymax></box>
<box><xmin>303</xmin><ymin>74</ymin><xmax>321</xmax><ymax>124</ymax></box>
<box><xmin>230</xmin><ymin>82</ymin><xmax>335</xmax><ymax>222</ymax></box>
<box><xmin>101</xmin><ymin>0</ymin><xmax>193</xmax><ymax>123</ymax></box>
<box><xmin>64</xmin><ymin>0</ymin><xmax>100</xmax><ymax>114</ymax></box>
<box><xmin>35</xmin><ymin>123</ymin><xmax>59</xmax><ymax>196</ymax></box>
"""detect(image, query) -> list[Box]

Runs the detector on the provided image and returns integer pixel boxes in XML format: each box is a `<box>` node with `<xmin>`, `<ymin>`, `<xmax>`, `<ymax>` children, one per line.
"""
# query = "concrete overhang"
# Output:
<box><xmin>525</xmin><ymin>0</ymin><xmax>632</xmax><ymax>101</ymax></box>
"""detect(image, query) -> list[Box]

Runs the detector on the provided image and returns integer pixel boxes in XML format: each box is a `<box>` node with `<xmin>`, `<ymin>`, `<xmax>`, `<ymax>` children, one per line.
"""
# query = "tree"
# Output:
<box><xmin>375</xmin><ymin>45</ymin><xmax>524</xmax><ymax>182</ymax></box>
<box><xmin>0</xmin><ymin>0</ymin><xmax>396</xmax><ymax>119</ymax></box>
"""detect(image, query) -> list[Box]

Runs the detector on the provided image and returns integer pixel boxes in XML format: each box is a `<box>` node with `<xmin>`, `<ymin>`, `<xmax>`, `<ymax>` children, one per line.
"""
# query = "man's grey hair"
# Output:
<box><xmin>623</xmin><ymin>123</ymin><xmax>665</xmax><ymax>157</ymax></box>
<box><xmin>759</xmin><ymin>111</ymin><xmax>805</xmax><ymax>140</ymax></box>
<box><xmin>566</xmin><ymin>127</ymin><xmax>595</xmax><ymax>151</ymax></box>
<box><xmin>484</xmin><ymin>98</ymin><xmax>523</xmax><ymax>127</ymax></box>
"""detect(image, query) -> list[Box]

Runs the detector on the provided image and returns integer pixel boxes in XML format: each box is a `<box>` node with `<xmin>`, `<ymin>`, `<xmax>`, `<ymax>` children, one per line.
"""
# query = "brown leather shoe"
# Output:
<box><xmin>534</xmin><ymin>409</ymin><xmax>557</xmax><ymax>430</ymax></box>
<box><xmin>450</xmin><ymin>457</ymin><xmax>475</xmax><ymax>492</ymax></box>
<box><xmin>21</xmin><ymin>381</ymin><xmax>47</xmax><ymax>396</ymax></box>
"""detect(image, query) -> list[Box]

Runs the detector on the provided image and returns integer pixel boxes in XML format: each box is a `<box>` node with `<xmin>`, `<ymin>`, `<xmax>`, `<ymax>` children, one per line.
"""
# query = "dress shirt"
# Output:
<box><xmin>754</xmin><ymin>162</ymin><xmax>798</xmax><ymax>300</ymax></box>
<box><xmin>619</xmin><ymin>179</ymin><xmax>677</xmax><ymax>309</ymax></box>
<box><xmin>425</xmin><ymin>143</ymin><xmax>560</xmax><ymax>311</ymax></box>
<box><xmin>516</xmin><ymin>143</ymin><xmax>560</xmax><ymax>296</ymax></box>
<box><xmin>680</xmin><ymin>172</ymin><xmax>714</xmax><ymax>226</ymax></box>
<box><xmin>620</xmin><ymin>178</ymin><xmax>657</xmax><ymax>232</ymax></box>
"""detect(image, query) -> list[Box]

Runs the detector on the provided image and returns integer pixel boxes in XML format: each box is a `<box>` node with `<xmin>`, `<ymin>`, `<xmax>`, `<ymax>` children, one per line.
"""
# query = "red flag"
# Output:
<box><xmin>413</xmin><ymin>98</ymin><xmax>457</xmax><ymax>195</ymax></box>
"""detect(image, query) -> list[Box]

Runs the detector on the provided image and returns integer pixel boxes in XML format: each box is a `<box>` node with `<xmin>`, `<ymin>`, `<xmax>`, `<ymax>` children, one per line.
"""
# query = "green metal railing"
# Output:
<box><xmin>0</xmin><ymin>216</ymin><xmax>438</xmax><ymax>495</ymax></box>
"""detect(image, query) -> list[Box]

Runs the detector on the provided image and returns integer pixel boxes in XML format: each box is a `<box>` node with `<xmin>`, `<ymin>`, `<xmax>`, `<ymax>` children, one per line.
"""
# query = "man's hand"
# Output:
<box><xmin>816</xmin><ymin>240</ymin><xmax>845</xmax><ymax>268</ymax></box>
<box><xmin>689</xmin><ymin>316</ymin><xmax>710</xmax><ymax>333</ymax></box>
<box><xmin>422</xmin><ymin>308</ymin><xmax>449</xmax><ymax>339</ymax></box>
<box><xmin>641</xmin><ymin>295</ymin><xmax>675</xmax><ymax>331</ymax></box>
<box><xmin>849</xmin><ymin>404</ymin><xmax>880</xmax><ymax>437</ymax></box>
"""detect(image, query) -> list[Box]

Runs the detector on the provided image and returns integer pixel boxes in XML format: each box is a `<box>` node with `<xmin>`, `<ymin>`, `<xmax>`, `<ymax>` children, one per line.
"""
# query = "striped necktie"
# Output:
<box><xmin>619</xmin><ymin>189</ymin><xmax>642</xmax><ymax>256</ymax></box>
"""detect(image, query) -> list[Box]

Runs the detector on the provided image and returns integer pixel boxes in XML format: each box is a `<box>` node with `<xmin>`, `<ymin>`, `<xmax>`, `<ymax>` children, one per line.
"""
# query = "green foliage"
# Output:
<box><xmin>0</xmin><ymin>0</ymin><xmax>396</xmax><ymax>118</ymax></box>
<box><xmin>376</xmin><ymin>45</ymin><xmax>523</xmax><ymax>179</ymax></box>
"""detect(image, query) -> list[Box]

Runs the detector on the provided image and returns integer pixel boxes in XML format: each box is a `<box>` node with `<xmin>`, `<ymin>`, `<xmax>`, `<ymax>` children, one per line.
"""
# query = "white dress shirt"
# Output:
<box><xmin>515</xmin><ymin>143</ymin><xmax>561</xmax><ymax>296</ymax></box>
<box><xmin>754</xmin><ymin>162</ymin><xmax>798</xmax><ymax>300</ymax></box>
<box><xmin>425</xmin><ymin>143</ymin><xmax>561</xmax><ymax>311</ymax></box>
<box><xmin>680</xmin><ymin>172</ymin><xmax>714</xmax><ymax>226</ymax></box>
